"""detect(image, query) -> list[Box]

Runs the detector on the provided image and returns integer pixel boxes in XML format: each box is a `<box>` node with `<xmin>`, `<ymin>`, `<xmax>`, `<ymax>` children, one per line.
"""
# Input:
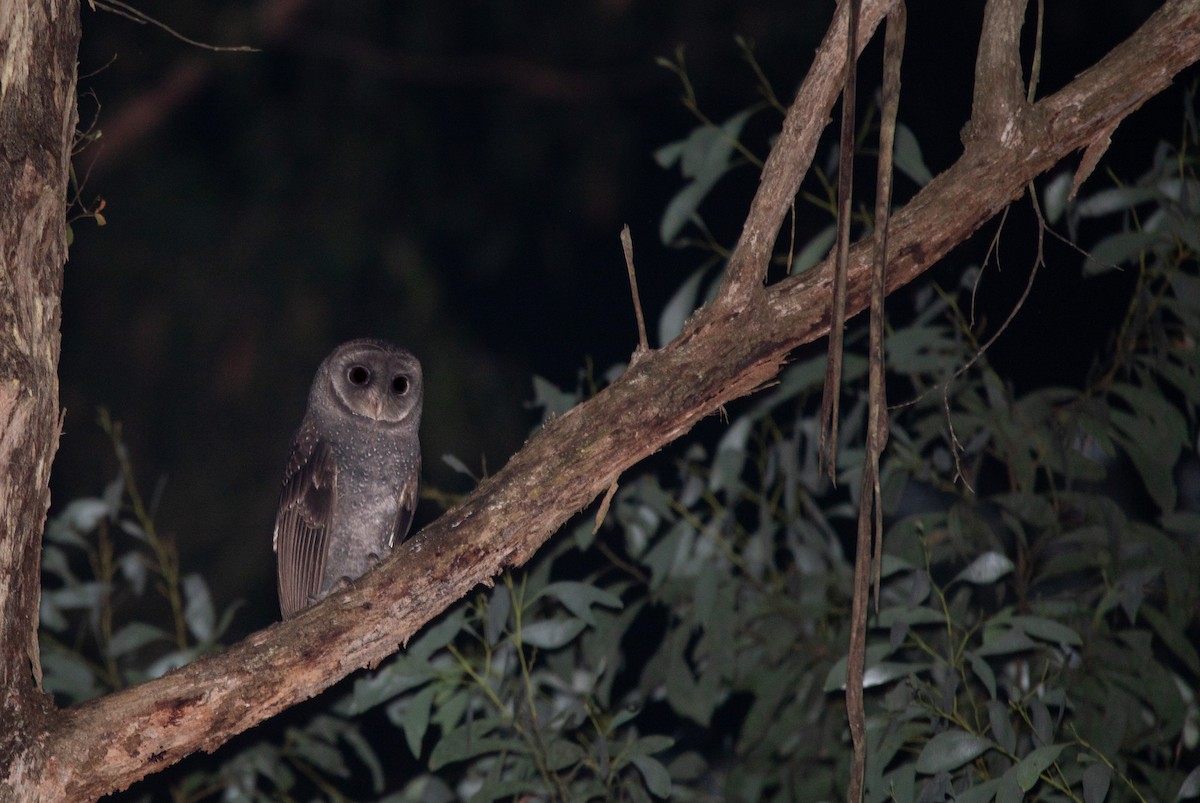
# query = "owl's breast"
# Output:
<box><xmin>323</xmin><ymin>425</ymin><xmax>420</xmax><ymax>582</ymax></box>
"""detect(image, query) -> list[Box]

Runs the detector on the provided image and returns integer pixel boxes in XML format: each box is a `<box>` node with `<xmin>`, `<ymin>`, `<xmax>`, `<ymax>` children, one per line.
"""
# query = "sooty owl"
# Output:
<box><xmin>273</xmin><ymin>339</ymin><xmax>423</xmax><ymax>619</ymax></box>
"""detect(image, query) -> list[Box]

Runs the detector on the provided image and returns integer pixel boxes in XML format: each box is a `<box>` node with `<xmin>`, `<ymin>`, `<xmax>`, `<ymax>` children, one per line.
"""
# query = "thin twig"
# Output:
<box><xmin>621</xmin><ymin>225</ymin><xmax>651</xmax><ymax>359</ymax></box>
<box><xmin>93</xmin><ymin>0</ymin><xmax>259</xmax><ymax>52</ymax></box>
<box><xmin>944</xmin><ymin>185</ymin><xmax>1046</xmax><ymax>490</ymax></box>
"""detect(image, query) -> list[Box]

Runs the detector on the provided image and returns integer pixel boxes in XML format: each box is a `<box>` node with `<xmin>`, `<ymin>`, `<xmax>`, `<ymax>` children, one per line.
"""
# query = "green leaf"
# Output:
<box><xmin>181</xmin><ymin>573</ymin><xmax>215</xmax><ymax>644</ymax></box>
<box><xmin>1110</xmin><ymin>381</ymin><xmax>1187</xmax><ymax>512</ymax></box>
<box><xmin>824</xmin><ymin>644</ymin><xmax>916</xmax><ymax>692</ymax></box>
<box><xmin>969</xmin><ymin>652</ymin><xmax>997</xmax><ymax>700</ymax></box>
<box><xmin>536</xmin><ymin>581</ymin><xmax>623</xmax><ymax>626</ymax></box>
<box><xmin>429</xmin><ymin>691</ymin><xmax>471</xmax><ymax>739</ymax></box>
<box><xmin>914</xmin><ymin>730</ymin><xmax>993</xmax><ymax>774</ymax></box>
<box><xmin>1011</xmin><ymin>616</ymin><xmax>1082</xmax><ymax>647</ymax></box>
<box><xmin>657</xmin><ymin>108</ymin><xmax>756</xmax><ymax>243</ymax></box>
<box><xmin>340</xmin><ymin>727</ymin><xmax>385</xmax><ymax>793</ymax></box>
<box><xmin>875</xmin><ymin>605</ymin><xmax>944</xmax><ymax>628</ymax></box>
<box><xmin>467</xmin><ymin>778</ymin><xmax>545</xmax><ymax>802</ymax></box>
<box><xmin>953</xmin><ymin>551</ymin><xmax>1014</xmax><ymax>585</ymax></box>
<box><xmin>710</xmin><ymin>416</ymin><xmax>754</xmax><ymax>493</ymax></box>
<box><xmin>40</xmin><ymin>647</ymin><xmax>102</xmax><ymax>704</ymax></box>
<box><xmin>107</xmin><ymin>622</ymin><xmax>170</xmax><ymax>658</ymax></box>
<box><xmin>1082</xmin><ymin>763</ymin><xmax>1112</xmax><ymax>803</ymax></box>
<box><xmin>290</xmin><ymin>728</ymin><xmax>349</xmax><ymax>778</ymax></box>
<box><xmin>400</xmin><ymin>684</ymin><xmax>435</xmax><ymax>758</ymax></box>
<box><xmin>441</xmin><ymin>453</ymin><xmax>477</xmax><ymax>479</ymax></box>
<box><xmin>486</xmin><ymin>584</ymin><xmax>511</xmax><ymax>645</ymax></box>
<box><xmin>529</xmin><ymin>375</ymin><xmax>579</xmax><ymax>420</ymax></box>
<box><xmin>667</xmin><ymin>751</ymin><xmax>708</xmax><ymax>781</ymax></box>
<box><xmin>893</xmin><ymin>122</ymin><xmax>933</xmax><ymax>186</ymax></box>
<box><xmin>545</xmin><ymin>738</ymin><xmax>586</xmax><ymax>771</ymax></box>
<box><xmin>1083</xmin><ymin>230</ymin><xmax>1155</xmax><ymax>275</ymax></box>
<box><xmin>791</xmin><ymin>224</ymin><xmax>836</xmax><ymax>274</ymax></box>
<box><xmin>428</xmin><ymin>717</ymin><xmax>516</xmax><ymax>770</ymax></box>
<box><xmin>519</xmin><ymin>617</ymin><xmax>587</xmax><ymax>649</ymax></box>
<box><xmin>953</xmin><ymin>778</ymin><xmax>1002</xmax><ymax>803</ymax></box>
<box><xmin>343</xmin><ymin>662</ymin><xmax>434</xmax><ymax>715</ymax></box>
<box><xmin>406</xmin><ymin>608</ymin><xmax>466</xmax><ymax>660</ymax></box>
<box><xmin>631</xmin><ymin>754</ymin><xmax>673</xmax><ymax>798</ymax></box>
<box><xmin>657</xmin><ymin>266</ymin><xmax>709</xmax><ymax>346</ymax></box>
<box><xmin>1177</xmin><ymin>765</ymin><xmax>1200</xmax><ymax>799</ymax></box>
<box><xmin>632</xmin><ymin>734</ymin><xmax>675</xmax><ymax>756</ymax></box>
<box><xmin>1042</xmin><ymin>171</ymin><xmax>1072</xmax><ymax>224</ymax></box>
<box><xmin>988</xmin><ymin>700</ymin><xmax>1016</xmax><ymax>754</ymax></box>
<box><xmin>665</xmin><ymin>658</ymin><xmax>716</xmax><ymax>726</ymax></box>
<box><xmin>993</xmin><ymin>492</ymin><xmax>1056</xmax><ymax>527</ymax></box>
<box><xmin>975</xmin><ymin>627</ymin><xmax>1039</xmax><ymax>657</ymax></box>
<box><xmin>1011</xmin><ymin>744</ymin><xmax>1064</xmax><ymax>790</ymax></box>
<box><xmin>1075</xmin><ymin>182</ymin><xmax>1163</xmax><ymax>217</ymax></box>
<box><xmin>1138</xmin><ymin>604</ymin><xmax>1200</xmax><ymax>677</ymax></box>
<box><xmin>996</xmin><ymin>771</ymin><xmax>1025</xmax><ymax>803</ymax></box>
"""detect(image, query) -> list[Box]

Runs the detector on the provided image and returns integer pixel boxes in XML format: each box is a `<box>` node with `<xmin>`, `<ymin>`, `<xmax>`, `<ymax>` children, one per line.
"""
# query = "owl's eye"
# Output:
<box><xmin>391</xmin><ymin>375</ymin><xmax>410</xmax><ymax>395</ymax></box>
<box><xmin>347</xmin><ymin>365</ymin><xmax>371</xmax><ymax>386</ymax></box>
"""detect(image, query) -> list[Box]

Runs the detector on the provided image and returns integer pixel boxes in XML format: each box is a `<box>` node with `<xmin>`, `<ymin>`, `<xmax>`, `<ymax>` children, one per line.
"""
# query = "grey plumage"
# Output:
<box><xmin>273</xmin><ymin>339</ymin><xmax>423</xmax><ymax>618</ymax></box>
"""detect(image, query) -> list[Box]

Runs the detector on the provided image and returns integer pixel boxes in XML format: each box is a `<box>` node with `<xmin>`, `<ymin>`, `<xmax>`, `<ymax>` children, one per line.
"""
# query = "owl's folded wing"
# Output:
<box><xmin>389</xmin><ymin>456</ymin><xmax>420</xmax><ymax>549</ymax></box>
<box><xmin>273</xmin><ymin>424</ymin><xmax>337</xmax><ymax>618</ymax></box>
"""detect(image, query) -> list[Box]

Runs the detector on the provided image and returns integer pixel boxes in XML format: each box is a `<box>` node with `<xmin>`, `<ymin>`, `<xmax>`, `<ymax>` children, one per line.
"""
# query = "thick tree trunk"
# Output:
<box><xmin>1</xmin><ymin>0</ymin><xmax>1197</xmax><ymax>800</ymax></box>
<box><xmin>0</xmin><ymin>0</ymin><xmax>79</xmax><ymax>797</ymax></box>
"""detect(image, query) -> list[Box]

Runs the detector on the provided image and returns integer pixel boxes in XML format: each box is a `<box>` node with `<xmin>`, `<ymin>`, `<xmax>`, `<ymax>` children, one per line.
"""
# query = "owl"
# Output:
<box><xmin>273</xmin><ymin>339</ymin><xmax>423</xmax><ymax>618</ymax></box>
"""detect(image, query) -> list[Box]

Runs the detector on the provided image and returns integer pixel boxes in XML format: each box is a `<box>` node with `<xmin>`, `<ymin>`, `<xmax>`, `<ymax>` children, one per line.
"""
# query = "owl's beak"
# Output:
<box><xmin>370</xmin><ymin>392</ymin><xmax>385</xmax><ymax>420</ymax></box>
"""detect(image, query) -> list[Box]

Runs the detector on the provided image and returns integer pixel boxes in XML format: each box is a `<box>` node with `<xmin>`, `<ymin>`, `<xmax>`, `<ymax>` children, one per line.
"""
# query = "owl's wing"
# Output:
<box><xmin>273</xmin><ymin>423</ymin><xmax>337</xmax><ymax>618</ymax></box>
<box><xmin>388</xmin><ymin>455</ymin><xmax>420</xmax><ymax>549</ymax></box>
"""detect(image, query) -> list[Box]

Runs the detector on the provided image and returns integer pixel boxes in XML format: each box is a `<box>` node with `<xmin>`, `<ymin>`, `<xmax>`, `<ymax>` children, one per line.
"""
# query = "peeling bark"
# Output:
<box><xmin>0</xmin><ymin>0</ymin><xmax>79</xmax><ymax>797</ymax></box>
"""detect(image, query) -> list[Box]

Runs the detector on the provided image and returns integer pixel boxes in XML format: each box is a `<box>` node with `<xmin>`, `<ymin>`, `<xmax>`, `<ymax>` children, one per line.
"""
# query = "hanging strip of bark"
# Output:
<box><xmin>845</xmin><ymin>4</ymin><xmax>906</xmax><ymax>801</ymax></box>
<box><xmin>819</xmin><ymin>0</ymin><xmax>861</xmax><ymax>481</ymax></box>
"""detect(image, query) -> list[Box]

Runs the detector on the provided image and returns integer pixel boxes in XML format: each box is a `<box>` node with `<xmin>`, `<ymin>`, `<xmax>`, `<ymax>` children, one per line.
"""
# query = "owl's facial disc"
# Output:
<box><xmin>334</xmin><ymin>361</ymin><xmax>417</xmax><ymax>422</ymax></box>
<box><xmin>319</xmin><ymin>339</ymin><xmax>423</xmax><ymax>425</ymax></box>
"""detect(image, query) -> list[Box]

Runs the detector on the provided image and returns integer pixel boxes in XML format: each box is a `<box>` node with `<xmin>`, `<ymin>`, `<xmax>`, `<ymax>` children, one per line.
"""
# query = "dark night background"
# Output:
<box><xmin>57</xmin><ymin>1</ymin><xmax>1191</xmax><ymax>637</ymax></box>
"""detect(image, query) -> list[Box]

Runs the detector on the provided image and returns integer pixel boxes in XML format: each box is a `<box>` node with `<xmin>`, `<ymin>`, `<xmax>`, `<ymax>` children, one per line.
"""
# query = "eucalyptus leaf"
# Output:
<box><xmin>893</xmin><ymin>122</ymin><xmax>933</xmax><ymax>186</ymax></box>
<box><xmin>792</xmin><ymin>224</ymin><xmax>837</xmax><ymax>274</ymax></box>
<box><xmin>529</xmin><ymin>375</ymin><xmax>579</xmax><ymax>421</ymax></box>
<box><xmin>536</xmin><ymin>581</ymin><xmax>622</xmax><ymax>627</ymax></box>
<box><xmin>340</xmin><ymin>727</ymin><xmax>385</xmax><ymax>793</ymax></box>
<box><xmin>631</xmin><ymin>754</ymin><xmax>673</xmax><ymax>798</ymax></box>
<box><xmin>428</xmin><ymin>717</ymin><xmax>514</xmax><ymax>771</ymax></box>
<box><xmin>1082</xmin><ymin>763</ymin><xmax>1112</xmax><ymax>803</ymax></box>
<box><xmin>988</xmin><ymin>700</ymin><xmax>1016</xmax><ymax>754</ymax></box>
<box><xmin>107</xmin><ymin>622</ymin><xmax>170</xmax><ymax>658</ymax></box>
<box><xmin>658</xmin><ymin>108</ymin><xmax>756</xmax><ymax>243</ymax></box>
<box><xmin>1012</xmin><ymin>744</ymin><xmax>1064</xmax><ymax>790</ymax></box>
<box><xmin>953</xmin><ymin>551</ymin><xmax>1014</xmax><ymax>585</ymax></box>
<box><xmin>486</xmin><ymin>584</ymin><xmax>511</xmax><ymax>645</ymax></box>
<box><xmin>914</xmin><ymin>730</ymin><xmax>993</xmax><ymax>774</ymax></box>
<box><xmin>399</xmin><ymin>684</ymin><xmax>436</xmax><ymax>759</ymax></box>
<box><xmin>519</xmin><ymin>617</ymin><xmax>587</xmax><ymax>649</ymax></box>
<box><xmin>182</xmin><ymin>573</ymin><xmax>216</xmax><ymax>644</ymax></box>
<box><xmin>657</xmin><ymin>266</ymin><xmax>709</xmax><ymax>346</ymax></box>
<box><xmin>1042</xmin><ymin>171</ymin><xmax>1073</xmax><ymax>224</ymax></box>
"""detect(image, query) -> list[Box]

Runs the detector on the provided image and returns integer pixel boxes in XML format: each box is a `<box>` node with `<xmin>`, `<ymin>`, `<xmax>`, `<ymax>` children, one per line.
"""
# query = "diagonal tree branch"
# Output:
<box><xmin>716</xmin><ymin>0</ymin><xmax>900</xmax><ymax>313</ymax></box>
<box><xmin>4</xmin><ymin>0</ymin><xmax>1199</xmax><ymax>799</ymax></box>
